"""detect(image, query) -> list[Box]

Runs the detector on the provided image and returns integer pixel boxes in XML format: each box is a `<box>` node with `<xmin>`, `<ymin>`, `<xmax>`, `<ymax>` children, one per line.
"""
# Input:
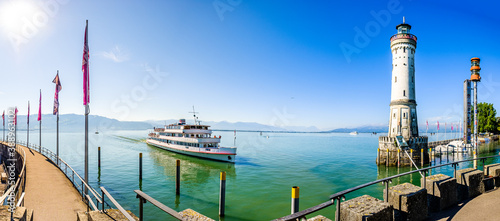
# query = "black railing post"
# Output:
<box><xmin>101</xmin><ymin>189</ymin><xmax>105</xmax><ymax>212</ymax></box>
<box><xmin>137</xmin><ymin>195</ymin><xmax>144</xmax><ymax>221</ymax></box>
<box><xmin>81</xmin><ymin>181</ymin><xmax>84</xmax><ymax>201</ymax></box>
<box><xmin>335</xmin><ymin>197</ymin><xmax>342</xmax><ymax>221</ymax></box>
<box><xmin>422</xmin><ymin>170</ymin><xmax>427</xmax><ymax>189</ymax></box>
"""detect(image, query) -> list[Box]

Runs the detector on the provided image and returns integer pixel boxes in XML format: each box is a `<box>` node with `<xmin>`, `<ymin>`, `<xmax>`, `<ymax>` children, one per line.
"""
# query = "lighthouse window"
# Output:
<box><xmin>403</xmin><ymin>48</ymin><xmax>406</xmax><ymax>53</ymax></box>
<box><xmin>395</xmin><ymin>76</ymin><xmax>397</xmax><ymax>82</ymax></box>
<box><xmin>403</xmin><ymin>90</ymin><xmax>406</xmax><ymax>96</ymax></box>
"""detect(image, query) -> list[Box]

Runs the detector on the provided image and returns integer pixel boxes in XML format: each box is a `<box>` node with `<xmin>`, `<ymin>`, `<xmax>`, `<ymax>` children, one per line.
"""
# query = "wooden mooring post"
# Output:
<box><xmin>98</xmin><ymin>147</ymin><xmax>101</xmax><ymax>169</ymax></box>
<box><xmin>176</xmin><ymin>160</ymin><xmax>180</xmax><ymax>195</ymax></box>
<box><xmin>291</xmin><ymin>186</ymin><xmax>299</xmax><ymax>214</ymax></box>
<box><xmin>139</xmin><ymin>153</ymin><xmax>143</xmax><ymax>181</ymax></box>
<box><xmin>219</xmin><ymin>171</ymin><xmax>226</xmax><ymax>217</ymax></box>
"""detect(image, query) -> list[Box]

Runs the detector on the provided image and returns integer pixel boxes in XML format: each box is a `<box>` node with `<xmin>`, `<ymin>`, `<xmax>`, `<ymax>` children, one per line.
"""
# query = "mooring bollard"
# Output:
<box><xmin>139</xmin><ymin>153</ymin><xmax>143</xmax><ymax>181</ymax></box>
<box><xmin>98</xmin><ymin>146</ymin><xmax>101</xmax><ymax>169</ymax></box>
<box><xmin>377</xmin><ymin>148</ymin><xmax>380</xmax><ymax>165</ymax></box>
<box><xmin>386</xmin><ymin>149</ymin><xmax>389</xmax><ymax>166</ymax></box>
<box><xmin>421</xmin><ymin>148</ymin><xmax>424</xmax><ymax>167</ymax></box>
<box><xmin>410</xmin><ymin>149</ymin><xmax>413</xmax><ymax>162</ymax></box>
<box><xmin>176</xmin><ymin>160</ymin><xmax>180</xmax><ymax>195</ymax></box>
<box><xmin>473</xmin><ymin>151</ymin><xmax>477</xmax><ymax>169</ymax></box>
<box><xmin>397</xmin><ymin>148</ymin><xmax>400</xmax><ymax>167</ymax></box>
<box><xmin>291</xmin><ymin>186</ymin><xmax>299</xmax><ymax>214</ymax></box>
<box><xmin>219</xmin><ymin>171</ymin><xmax>226</xmax><ymax>217</ymax></box>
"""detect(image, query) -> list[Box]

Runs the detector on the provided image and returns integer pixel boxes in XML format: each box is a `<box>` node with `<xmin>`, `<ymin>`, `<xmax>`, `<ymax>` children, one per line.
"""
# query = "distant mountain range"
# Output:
<box><xmin>5</xmin><ymin>114</ymin><xmax>420</xmax><ymax>133</ymax></box>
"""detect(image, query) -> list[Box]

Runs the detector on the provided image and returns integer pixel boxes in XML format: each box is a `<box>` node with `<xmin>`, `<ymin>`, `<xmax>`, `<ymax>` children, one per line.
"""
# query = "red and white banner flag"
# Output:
<box><xmin>14</xmin><ymin>107</ymin><xmax>18</xmax><ymax>125</ymax></box>
<box><xmin>52</xmin><ymin>73</ymin><xmax>62</xmax><ymax>115</ymax></box>
<box><xmin>82</xmin><ymin>20</ymin><xmax>90</xmax><ymax>106</ymax></box>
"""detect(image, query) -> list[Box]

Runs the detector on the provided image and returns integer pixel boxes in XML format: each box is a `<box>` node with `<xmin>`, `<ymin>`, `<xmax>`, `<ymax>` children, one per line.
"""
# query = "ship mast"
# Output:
<box><xmin>189</xmin><ymin>106</ymin><xmax>200</xmax><ymax>125</ymax></box>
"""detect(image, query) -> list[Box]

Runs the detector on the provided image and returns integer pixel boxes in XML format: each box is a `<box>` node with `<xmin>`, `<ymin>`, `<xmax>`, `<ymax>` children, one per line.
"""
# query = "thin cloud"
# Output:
<box><xmin>99</xmin><ymin>46</ymin><xmax>130</xmax><ymax>63</ymax></box>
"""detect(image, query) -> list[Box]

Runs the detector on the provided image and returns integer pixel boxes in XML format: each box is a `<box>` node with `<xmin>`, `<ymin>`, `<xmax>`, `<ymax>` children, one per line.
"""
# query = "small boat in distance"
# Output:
<box><xmin>146</xmin><ymin>109</ymin><xmax>237</xmax><ymax>163</ymax></box>
<box><xmin>350</xmin><ymin>131</ymin><xmax>358</xmax><ymax>135</ymax></box>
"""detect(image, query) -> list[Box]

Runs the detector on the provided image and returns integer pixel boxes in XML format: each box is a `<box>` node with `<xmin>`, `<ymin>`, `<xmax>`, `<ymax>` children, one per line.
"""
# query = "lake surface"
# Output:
<box><xmin>12</xmin><ymin>130</ymin><xmax>500</xmax><ymax>220</ymax></box>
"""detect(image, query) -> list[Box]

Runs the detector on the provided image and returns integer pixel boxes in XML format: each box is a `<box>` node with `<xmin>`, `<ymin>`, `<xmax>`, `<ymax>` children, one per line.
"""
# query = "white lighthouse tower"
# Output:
<box><xmin>378</xmin><ymin>18</ymin><xmax>428</xmax><ymax>166</ymax></box>
<box><xmin>388</xmin><ymin>18</ymin><xmax>419</xmax><ymax>139</ymax></box>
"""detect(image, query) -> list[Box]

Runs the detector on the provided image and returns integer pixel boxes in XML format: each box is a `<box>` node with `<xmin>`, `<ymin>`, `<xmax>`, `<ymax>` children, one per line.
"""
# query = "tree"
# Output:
<box><xmin>471</xmin><ymin>103</ymin><xmax>498</xmax><ymax>134</ymax></box>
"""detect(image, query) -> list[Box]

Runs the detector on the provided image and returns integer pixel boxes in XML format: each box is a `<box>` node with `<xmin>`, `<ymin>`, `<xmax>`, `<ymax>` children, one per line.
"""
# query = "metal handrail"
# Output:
<box><xmin>0</xmin><ymin>185</ymin><xmax>16</xmax><ymax>203</ymax></box>
<box><xmin>0</xmin><ymin>141</ymin><xmax>27</xmax><ymax>209</ymax></box>
<box><xmin>275</xmin><ymin>154</ymin><xmax>500</xmax><ymax>221</ymax></box>
<box><xmin>21</xmin><ymin>141</ymin><xmax>103</xmax><ymax>207</ymax></box>
<box><xmin>16</xmin><ymin>192</ymin><xmax>25</xmax><ymax>207</ymax></box>
<box><xmin>134</xmin><ymin>190</ymin><xmax>183</xmax><ymax>220</ymax></box>
<box><xmin>86</xmin><ymin>194</ymin><xmax>98</xmax><ymax>211</ymax></box>
<box><xmin>101</xmin><ymin>187</ymin><xmax>135</xmax><ymax>221</ymax></box>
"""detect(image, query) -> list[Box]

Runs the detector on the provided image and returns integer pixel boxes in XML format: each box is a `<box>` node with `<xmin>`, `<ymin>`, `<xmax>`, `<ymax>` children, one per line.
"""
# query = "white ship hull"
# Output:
<box><xmin>146</xmin><ymin>138</ymin><xmax>236</xmax><ymax>163</ymax></box>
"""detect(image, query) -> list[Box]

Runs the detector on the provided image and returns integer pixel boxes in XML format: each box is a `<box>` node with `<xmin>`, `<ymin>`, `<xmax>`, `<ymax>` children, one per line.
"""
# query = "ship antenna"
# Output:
<box><xmin>189</xmin><ymin>106</ymin><xmax>199</xmax><ymax>125</ymax></box>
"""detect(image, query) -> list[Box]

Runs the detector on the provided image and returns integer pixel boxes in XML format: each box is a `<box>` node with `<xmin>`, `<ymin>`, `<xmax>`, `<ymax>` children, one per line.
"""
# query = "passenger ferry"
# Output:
<box><xmin>146</xmin><ymin>118</ymin><xmax>237</xmax><ymax>163</ymax></box>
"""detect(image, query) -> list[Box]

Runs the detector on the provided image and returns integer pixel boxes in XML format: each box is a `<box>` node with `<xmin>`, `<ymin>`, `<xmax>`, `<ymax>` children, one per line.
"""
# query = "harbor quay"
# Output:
<box><xmin>278</xmin><ymin>151</ymin><xmax>500</xmax><ymax>221</ymax></box>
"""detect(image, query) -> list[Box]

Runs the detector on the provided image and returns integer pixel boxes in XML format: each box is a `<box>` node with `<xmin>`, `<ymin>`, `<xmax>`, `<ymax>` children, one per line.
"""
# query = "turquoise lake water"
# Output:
<box><xmin>12</xmin><ymin>130</ymin><xmax>500</xmax><ymax>220</ymax></box>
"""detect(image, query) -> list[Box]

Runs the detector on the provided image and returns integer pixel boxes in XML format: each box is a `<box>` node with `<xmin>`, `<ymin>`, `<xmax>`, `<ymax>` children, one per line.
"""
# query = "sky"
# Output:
<box><xmin>0</xmin><ymin>0</ymin><xmax>499</xmax><ymax>131</ymax></box>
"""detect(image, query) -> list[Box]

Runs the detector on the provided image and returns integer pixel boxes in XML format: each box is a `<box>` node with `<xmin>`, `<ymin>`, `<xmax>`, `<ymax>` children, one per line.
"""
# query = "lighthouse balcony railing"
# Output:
<box><xmin>390</xmin><ymin>33</ymin><xmax>417</xmax><ymax>42</ymax></box>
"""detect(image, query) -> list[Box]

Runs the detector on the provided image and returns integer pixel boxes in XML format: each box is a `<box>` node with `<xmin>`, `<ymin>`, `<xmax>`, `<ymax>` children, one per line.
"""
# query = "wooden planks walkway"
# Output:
<box><xmin>22</xmin><ymin>146</ymin><xmax>87</xmax><ymax>221</ymax></box>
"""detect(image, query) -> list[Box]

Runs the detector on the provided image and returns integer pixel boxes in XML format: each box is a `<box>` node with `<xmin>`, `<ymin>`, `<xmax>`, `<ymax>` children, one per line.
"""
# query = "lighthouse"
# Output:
<box><xmin>387</xmin><ymin>18</ymin><xmax>419</xmax><ymax>139</ymax></box>
<box><xmin>378</xmin><ymin>18</ymin><xmax>428</xmax><ymax>167</ymax></box>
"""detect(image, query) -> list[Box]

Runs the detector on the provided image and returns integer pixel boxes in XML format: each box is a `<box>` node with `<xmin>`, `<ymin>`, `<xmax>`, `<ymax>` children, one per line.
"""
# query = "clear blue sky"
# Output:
<box><xmin>0</xmin><ymin>0</ymin><xmax>499</xmax><ymax>130</ymax></box>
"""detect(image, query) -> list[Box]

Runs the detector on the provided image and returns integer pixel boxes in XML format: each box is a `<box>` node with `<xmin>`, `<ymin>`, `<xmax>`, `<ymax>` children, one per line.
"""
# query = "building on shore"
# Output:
<box><xmin>378</xmin><ymin>18</ymin><xmax>428</xmax><ymax>166</ymax></box>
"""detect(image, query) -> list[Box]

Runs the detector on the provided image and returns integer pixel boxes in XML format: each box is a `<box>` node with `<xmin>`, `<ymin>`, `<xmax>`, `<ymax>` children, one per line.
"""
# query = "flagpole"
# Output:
<box><xmin>83</xmin><ymin>19</ymin><xmax>90</xmax><ymax>195</ymax></box>
<box><xmin>39</xmin><ymin>89</ymin><xmax>42</xmax><ymax>152</ymax></box>
<box><xmin>2</xmin><ymin>111</ymin><xmax>4</xmax><ymax>142</ymax></box>
<box><xmin>27</xmin><ymin>101</ymin><xmax>30</xmax><ymax>148</ymax></box>
<box><xmin>57</xmin><ymin>111</ymin><xmax>59</xmax><ymax>165</ymax></box>
<box><xmin>39</xmin><ymin>116</ymin><xmax>41</xmax><ymax>152</ymax></box>
<box><xmin>85</xmin><ymin>104</ymin><xmax>89</xmax><ymax>195</ymax></box>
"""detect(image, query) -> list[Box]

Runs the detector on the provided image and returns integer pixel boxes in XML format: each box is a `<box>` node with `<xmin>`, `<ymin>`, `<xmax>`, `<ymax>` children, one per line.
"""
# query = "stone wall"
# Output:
<box><xmin>377</xmin><ymin>136</ymin><xmax>428</xmax><ymax>166</ymax></box>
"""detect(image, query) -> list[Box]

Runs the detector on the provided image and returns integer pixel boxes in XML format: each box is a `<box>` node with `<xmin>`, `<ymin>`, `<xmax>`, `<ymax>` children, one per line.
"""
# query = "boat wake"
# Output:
<box><xmin>112</xmin><ymin>135</ymin><xmax>145</xmax><ymax>143</ymax></box>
